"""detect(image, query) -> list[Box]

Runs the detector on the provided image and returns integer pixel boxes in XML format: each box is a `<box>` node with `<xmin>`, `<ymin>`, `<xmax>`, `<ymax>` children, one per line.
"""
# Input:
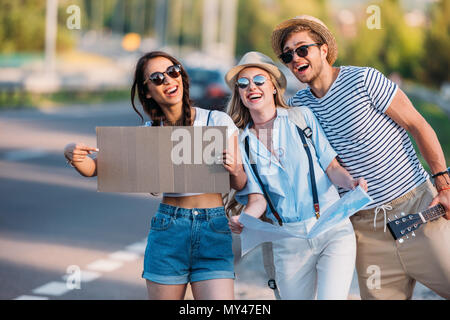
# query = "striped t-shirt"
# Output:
<box><xmin>289</xmin><ymin>66</ymin><xmax>429</xmax><ymax>208</ymax></box>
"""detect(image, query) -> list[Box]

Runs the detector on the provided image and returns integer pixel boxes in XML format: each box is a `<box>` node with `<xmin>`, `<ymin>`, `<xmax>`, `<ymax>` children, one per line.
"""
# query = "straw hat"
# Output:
<box><xmin>225</xmin><ymin>51</ymin><xmax>287</xmax><ymax>94</ymax></box>
<box><xmin>271</xmin><ymin>15</ymin><xmax>338</xmax><ymax>65</ymax></box>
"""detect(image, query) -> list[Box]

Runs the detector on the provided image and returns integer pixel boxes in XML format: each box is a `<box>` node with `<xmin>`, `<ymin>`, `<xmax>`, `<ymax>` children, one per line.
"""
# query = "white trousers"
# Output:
<box><xmin>272</xmin><ymin>218</ymin><xmax>356</xmax><ymax>300</ymax></box>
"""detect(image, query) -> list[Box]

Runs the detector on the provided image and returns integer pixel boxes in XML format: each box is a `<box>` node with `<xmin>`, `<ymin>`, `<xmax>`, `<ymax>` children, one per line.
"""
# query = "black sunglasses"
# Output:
<box><xmin>144</xmin><ymin>64</ymin><xmax>182</xmax><ymax>86</ymax></box>
<box><xmin>236</xmin><ymin>75</ymin><xmax>267</xmax><ymax>89</ymax></box>
<box><xmin>279</xmin><ymin>43</ymin><xmax>320</xmax><ymax>64</ymax></box>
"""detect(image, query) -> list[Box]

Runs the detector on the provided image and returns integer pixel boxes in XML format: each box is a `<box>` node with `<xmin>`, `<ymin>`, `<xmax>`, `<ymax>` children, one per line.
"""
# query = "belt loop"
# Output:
<box><xmin>174</xmin><ymin>206</ymin><xmax>179</xmax><ymax>219</ymax></box>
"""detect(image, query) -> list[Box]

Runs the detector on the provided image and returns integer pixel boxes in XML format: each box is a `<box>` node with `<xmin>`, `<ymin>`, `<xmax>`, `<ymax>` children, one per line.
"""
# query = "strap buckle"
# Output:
<box><xmin>314</xmin><ymin>203</ymin><xmax>320</xmax><ymax>219</ymax></box>
<box><xmin>303</xmin><ymin>127</ymin><xmax>312</xmax><ymax>139</ymax></box>
<box><xmin>268</xmin><ymin>279</ymin><xmax>277</xmax><ymax>290</ymax></box>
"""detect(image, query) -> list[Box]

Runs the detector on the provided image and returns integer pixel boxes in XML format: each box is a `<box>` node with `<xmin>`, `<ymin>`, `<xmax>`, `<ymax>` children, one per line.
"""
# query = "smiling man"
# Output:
<box><xmin>271</xmin><ymin>15</ymin><xmax>450</xmax><ymax>300</ymax></box>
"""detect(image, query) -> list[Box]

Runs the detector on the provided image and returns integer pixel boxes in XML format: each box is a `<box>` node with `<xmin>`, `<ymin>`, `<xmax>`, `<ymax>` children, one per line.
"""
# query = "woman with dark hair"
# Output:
<box><xmin>63</xmin><ymin>51</ymin><xmax>246</xmax><ymax>300</ymax></box>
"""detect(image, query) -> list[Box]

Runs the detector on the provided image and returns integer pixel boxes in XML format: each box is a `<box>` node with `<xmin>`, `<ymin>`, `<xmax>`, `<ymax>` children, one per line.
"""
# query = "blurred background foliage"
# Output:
<box><xmin>0</xmin><ymin>0</ymin><xmax>448</xmax><ymax>87</ymax></box>
<box><xmin>421</xmin><ymin>0</ymin><xmax>450</xmax><ymax>86</ymax></box>
<box><xmin>235</xmin><ymin>0</ymin><xmax>329</xmax><ymax>58</ymax></box>
<box><xmin>0</xmin><ymin>0</ymin><xmax>74</xmax><ymax>53</ymax></box>
<box><xmin>343</xmin><ymin>0</ymin><xmax>425</xmax><ymax>80</ymax></box>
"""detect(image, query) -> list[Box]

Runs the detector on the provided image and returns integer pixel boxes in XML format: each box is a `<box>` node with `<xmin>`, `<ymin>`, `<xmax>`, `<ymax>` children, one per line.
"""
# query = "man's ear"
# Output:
<box><xmin>146</xmin><ymin>92</ymin><xmax>151</xmax><ymax>99</ymax></box>
<box><xmin>320</xmin><ymin>43</ymin><xmax>329</xmax><ymax>62</ymax></box>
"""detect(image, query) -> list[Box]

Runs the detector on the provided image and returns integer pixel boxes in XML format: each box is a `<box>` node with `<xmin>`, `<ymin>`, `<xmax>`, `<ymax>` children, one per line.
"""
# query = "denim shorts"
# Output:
<box><xmin>142</xmin><ymin>203</ymin><xmax>235</xmax><ymax>285</ymax></box>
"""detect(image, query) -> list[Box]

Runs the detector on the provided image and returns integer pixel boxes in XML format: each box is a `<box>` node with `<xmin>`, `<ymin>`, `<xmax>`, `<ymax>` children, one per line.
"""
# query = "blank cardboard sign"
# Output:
<box><xmin>96</xmin><ymin>126</ymin><xmax>229</xmax><ymax>193</ymax></box>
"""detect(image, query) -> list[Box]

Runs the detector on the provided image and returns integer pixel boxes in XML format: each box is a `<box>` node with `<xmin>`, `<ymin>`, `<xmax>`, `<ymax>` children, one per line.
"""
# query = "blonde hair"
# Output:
<box><xmin>226</xmin><ymin>69</ymin><xmax>290</xmax><ymax>130</ymax></box>
<box><xmin>224</xmin><ymin>67</ymin><xmax>290</xmax><ymax>218</ymax></box>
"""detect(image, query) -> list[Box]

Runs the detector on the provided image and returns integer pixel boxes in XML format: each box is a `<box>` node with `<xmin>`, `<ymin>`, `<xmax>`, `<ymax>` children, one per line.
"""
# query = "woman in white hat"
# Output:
<box><xmin>226</xmin><ymin>51</ymin><xmax>368</xmax><ymax>300</ymax></box>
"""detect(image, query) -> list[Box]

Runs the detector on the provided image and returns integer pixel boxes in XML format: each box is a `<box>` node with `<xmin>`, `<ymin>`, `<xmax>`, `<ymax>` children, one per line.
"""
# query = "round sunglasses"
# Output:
<box><xmin>236</xmin><ymin>75</ymin><xmax>267</xmax><ymax>89</ymax></box>
<box><xmin>144</xmin><ymin>64</ymin><xmax>182</xmax><ymax>86</ymax></box>
<box><xmin>279</xmin><ymin>43</ymin><xmax>320</xmax><ymax>64</ymax></box>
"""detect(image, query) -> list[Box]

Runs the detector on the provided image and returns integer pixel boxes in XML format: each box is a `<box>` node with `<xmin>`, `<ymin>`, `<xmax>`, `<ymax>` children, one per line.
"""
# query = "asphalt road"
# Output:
<box><xmin>0</xmin><ymin>102</ymin><xmax>157</xmax><ymax>300</ymax></box>
<box><xmin>0</xmin><ymin>102</ymin><xmax>443</xmax><ymax>300</ymax></box>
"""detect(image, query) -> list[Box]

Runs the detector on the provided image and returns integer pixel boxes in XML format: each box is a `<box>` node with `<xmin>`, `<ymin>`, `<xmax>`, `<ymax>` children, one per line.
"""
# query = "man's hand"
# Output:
<box><xmin>429</xmin><ymin>173</ymin><xmax>450</xmax><ymax>220</ymax></box>
<box><xmin>429</xmin><ymin>190</ymin><xmax>450</xmax><ymax>220</ymax></box>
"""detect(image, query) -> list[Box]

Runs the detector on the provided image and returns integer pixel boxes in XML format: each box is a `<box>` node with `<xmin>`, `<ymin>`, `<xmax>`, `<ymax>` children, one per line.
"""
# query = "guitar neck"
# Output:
<box><xmin>422</xmin><ymin>204</ymin><xmax>446</xmax><ymax>222</ymax></box>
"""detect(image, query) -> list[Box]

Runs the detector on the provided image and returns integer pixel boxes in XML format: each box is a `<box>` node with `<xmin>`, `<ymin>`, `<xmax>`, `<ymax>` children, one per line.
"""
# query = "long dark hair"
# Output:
<box><xmin>131</xmin><ymin>51</ymin><xmax>194</xmax><ymax>126</ymax></box>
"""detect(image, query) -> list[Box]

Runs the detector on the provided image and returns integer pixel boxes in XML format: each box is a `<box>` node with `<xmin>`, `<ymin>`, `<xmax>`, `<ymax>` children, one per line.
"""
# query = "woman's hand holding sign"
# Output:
<box><xmin>223</xmin><ymin>133</ymin><xmax>247</xmax><ymax>191</ymax></box>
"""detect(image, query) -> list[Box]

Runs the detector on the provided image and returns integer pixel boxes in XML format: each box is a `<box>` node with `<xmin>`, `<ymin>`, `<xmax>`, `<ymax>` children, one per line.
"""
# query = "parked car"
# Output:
<box><xmin>185</xmin><ymin>67</ymin><xmax>230</xmax><ymax>111</ymax></box>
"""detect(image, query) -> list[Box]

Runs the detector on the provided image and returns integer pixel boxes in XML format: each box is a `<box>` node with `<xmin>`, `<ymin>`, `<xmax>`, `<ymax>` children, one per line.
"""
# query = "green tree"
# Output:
<box><xmin>0</xmin><ymin>0</ymin><xmax>75</xmax><ymax>53</ymax></box>
<box><xmin>235</xmin><ymin>0</ymin><xmax>331</xmax><ymax>59</ymax></box>
<box><xmin>0</xmin><ymin>0</ymin><xmax>46</xmax><ymax>53</ymax></box>
<box><xmin>342</xmin><ymin>0</ymin><xmax>424</xmax><ymax>79</ymax></box>
<box><xmin>421</xmin><ymin>0</ymin><xmax>450</xmax><ymax>87</ymax></box>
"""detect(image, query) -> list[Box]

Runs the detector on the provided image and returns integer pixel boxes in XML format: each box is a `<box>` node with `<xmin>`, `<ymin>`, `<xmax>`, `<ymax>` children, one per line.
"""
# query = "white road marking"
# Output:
<box><xmin>32</xmin><ymin>281</ymin><xmax>73</xmax><ymax>296</ymax></box>
<box><xmin>108</xmin><ymin>250</ymin><xmax>140</xmax><ymax>262</ymax></box>
<box><xmin>13</xmin><ymin>238</ymin><xmax>147</xmax><ymax>299</ymax></box>
<box><xmin>124</xmin><ymin>241</ymin><xmax>147</xmax><ymax>255</ymax></box>
<box><xmin>86</xmin><ymin>259</ymin><xmax>123</xmax><ymax>272</ymax></box>
<box><xmin>14</xmin><ymin>295</ymin><xmax>49</xmax><ymax>300</ymax></box>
